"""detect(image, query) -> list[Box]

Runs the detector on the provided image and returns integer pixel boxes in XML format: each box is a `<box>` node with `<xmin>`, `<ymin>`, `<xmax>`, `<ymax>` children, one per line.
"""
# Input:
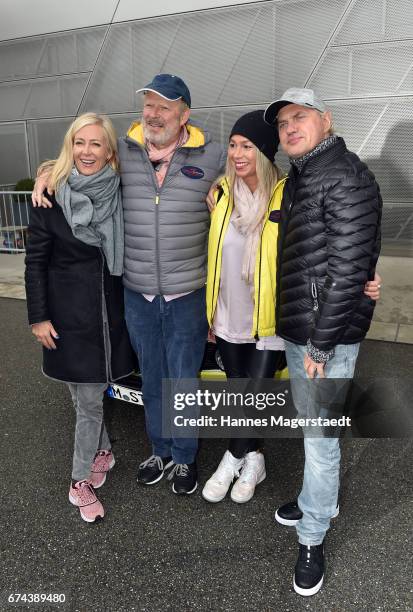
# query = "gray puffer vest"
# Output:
<box><xmin>118</xmin><ymin>122</ymin><xmax>226</xmax><ymax>295</ymax></box>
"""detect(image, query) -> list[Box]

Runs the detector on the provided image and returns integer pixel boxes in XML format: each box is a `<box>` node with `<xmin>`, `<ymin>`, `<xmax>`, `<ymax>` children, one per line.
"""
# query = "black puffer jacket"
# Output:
<box><xmin>25</xmin><ymin>197</ymin><xmax>135</xmax><ymax>383</ymax></box>
<box><xmin>276</xmin><ymin>137</ymin><xmax>382</xmax><ymax>351</ymax></box>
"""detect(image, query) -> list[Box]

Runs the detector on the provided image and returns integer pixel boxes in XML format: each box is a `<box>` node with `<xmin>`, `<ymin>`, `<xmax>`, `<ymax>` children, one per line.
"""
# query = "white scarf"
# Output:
<box><xmin>232</xmin><ymin>177</ymin><xmax>267</xmax><ymax>285</ymax></box>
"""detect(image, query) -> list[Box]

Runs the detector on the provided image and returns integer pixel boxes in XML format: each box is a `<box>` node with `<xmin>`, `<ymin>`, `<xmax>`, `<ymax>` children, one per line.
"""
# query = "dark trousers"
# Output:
<box><xmin>216</xmin><ymin>336</ymin><xmax>284</xmax><ymax>459</ymax></box>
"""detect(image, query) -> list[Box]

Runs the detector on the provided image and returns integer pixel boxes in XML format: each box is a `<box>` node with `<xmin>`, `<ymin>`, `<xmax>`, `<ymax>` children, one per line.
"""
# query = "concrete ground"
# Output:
<box><xmin>0</xmin><ymin>297</ymin><xmax>412</xmax><ymax>612</ymax></box>
<box><xmin>0</xmin><ymin>252</ymin><xmax>25</xmax><ymax>299</ymax></box>
<box><xmin>370</xmin><ymin>256</ymin><xmax>413</xmax><ymax>344</ymax></box>
<box><xmin>1</xmin><ymin>252</ymin><xmax>412</xmax><ymax>343</ymax></box>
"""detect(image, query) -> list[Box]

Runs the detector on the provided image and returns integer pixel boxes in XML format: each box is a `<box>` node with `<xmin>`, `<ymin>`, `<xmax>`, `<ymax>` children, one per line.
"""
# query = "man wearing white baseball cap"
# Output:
<box><xmin>265</xmin><ymin>88</ymin><xmax>382</xmax><ymax>596</ymax></box>
<box><xmin>264</xmin><ymin>87</ymin><xmax>327</xmax><ymax>123</ymax></box>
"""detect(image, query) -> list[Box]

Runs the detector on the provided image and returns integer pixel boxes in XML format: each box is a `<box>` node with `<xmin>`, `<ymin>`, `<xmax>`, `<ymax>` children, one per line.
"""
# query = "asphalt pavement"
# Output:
<box><xmin>0</xmin><ymin>297</ymin><xmax>412</xmax><ymax>612</ymax></box>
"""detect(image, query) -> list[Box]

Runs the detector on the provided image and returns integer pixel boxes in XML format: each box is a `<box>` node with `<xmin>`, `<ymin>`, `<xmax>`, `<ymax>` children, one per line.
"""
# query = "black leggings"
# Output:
<box><xmin>216</xmin><ymin>336</ymin><xmax>285</xmax><ymax>459</ymax></box>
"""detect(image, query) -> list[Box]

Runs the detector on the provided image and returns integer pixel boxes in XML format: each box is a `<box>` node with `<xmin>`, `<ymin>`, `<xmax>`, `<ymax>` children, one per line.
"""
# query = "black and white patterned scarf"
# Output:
<box><xmin>290</xmin><ymin>134</ymin><xmax>338</xmax><ymax>173</ymax></box>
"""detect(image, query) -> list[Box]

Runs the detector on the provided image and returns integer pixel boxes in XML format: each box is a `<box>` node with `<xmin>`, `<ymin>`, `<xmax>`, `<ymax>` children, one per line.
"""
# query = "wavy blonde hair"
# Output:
<box><xmin>38</xmin><ymin>113</ymin><xmax>119</xmax><ymax>192</ymax></box>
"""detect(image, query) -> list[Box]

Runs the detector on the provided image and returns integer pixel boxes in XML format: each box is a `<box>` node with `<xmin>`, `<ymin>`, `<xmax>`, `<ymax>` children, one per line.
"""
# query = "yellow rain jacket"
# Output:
<box><xmin>206</xmin><ymin>176</ymin><xmax>287</xmax><ymax>338</ymax></box>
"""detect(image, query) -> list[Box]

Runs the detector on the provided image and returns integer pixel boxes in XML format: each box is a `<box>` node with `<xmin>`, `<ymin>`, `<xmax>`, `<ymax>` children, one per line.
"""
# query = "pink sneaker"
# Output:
<box><xmin>69</xmin><ymin>480</ymin><xmax>104</xmax><ymax>522</ymax></box>
<box><xmin>90</xmin><ymin>450</ymin><xmax>115</xmax><ymax>489</ymax></box>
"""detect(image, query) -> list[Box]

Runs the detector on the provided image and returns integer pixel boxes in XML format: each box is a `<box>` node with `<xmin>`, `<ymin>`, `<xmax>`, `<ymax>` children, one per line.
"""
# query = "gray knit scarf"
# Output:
<box><xmin>290</xmin><ymin>134</ymin><xmax>338</xmax><ymax>173</ymax></box>
<box><xmin>56</xmin><ymin>165</ymin><xmax>124</xmax><ymax>275</ymax></box>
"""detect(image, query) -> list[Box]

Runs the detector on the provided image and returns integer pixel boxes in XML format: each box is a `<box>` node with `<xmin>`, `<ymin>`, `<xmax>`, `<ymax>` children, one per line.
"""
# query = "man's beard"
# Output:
<box><xmin>143</xmin><ymin>118</ymin><xmax>180</xmax><ymax>147</ymax></box>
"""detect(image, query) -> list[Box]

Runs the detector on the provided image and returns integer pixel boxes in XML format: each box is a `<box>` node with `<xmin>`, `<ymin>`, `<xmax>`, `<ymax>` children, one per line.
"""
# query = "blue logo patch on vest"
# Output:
<box><xmin>181</xmin><ymin>165</ymin><xmax>205</xmax><ymax>179</ymax></box>
<box><xmin>269</xmin><ymin>210</ymin><xmax>281</xmax><ymax>223</ymax></box>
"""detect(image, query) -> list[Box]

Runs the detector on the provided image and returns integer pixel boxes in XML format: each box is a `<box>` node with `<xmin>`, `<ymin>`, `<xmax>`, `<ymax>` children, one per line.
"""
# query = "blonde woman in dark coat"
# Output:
<box><xmin>25</xmin><ymin>113</ymin><xmax>135</xmax><ymax>523</ymax></box>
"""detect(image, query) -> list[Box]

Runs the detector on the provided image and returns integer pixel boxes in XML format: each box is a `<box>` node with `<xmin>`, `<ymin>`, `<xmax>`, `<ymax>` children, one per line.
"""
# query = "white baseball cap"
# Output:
<box><xmin>264</xmin><ymin>88</ymin><xmax>326</xmax><ymax>124</ymax></box>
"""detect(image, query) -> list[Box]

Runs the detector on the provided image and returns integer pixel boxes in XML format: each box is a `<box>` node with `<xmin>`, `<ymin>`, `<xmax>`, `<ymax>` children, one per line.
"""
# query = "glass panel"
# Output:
<box><xmin>275</xmin><ymin>0</ymin><xmax>348</xmax><ymax>94</ymax></box>
<box><xmin>0</xmin><ymin>75</ymin><xmax>89</xmax><ymax>121</ymax></box>
<box><xmin>334</xmin><ymin>0</ymin><xmax>385</xmax><ymax>44</ymax></box>
<box><xmin>0</xmin><ymin>27</ymin><xmax>106</xmax><ymax>82</ymax></box>
<box><xmin>309</xmin><ymin>48</ymin><xmax>350</xmax><ymax>98</ymax></box>
<box><xmin>310</xmin><ymin>43</ymin><xmax>413</xmax><ymax>98</ymax></box>
<box><xmin>386</xmin><ymin>0</ymin><xmax>413</xmax><ymax>38</ymax></box>
<box><xmin>335</xmin><ymin>0</ymin><xmax>413</xmax><ymax>44</ymax></box>
<box><xmin>82</xmin><ymin>0</ymin><xmax>348</xmax><ymax>115</ymax></box>
<box><xmin>0</xmin><ymin>123</ymin><xmax>29</xmax><ymax>184</ymax></box>
<box><xmin>357</xmin><ymin>100</ymin><xmax>413</xmax><ymax>202</ymax></box>
<box><xmin>27</xmin><ymin>118</ymin><xmax>75</xmax><ymax>175</ymax></box>
<box><xmin>326</xmin><ymin>99</ymin><xmax>413</xmax><ymax>202</ymax></box>
<box><xmin>351</xmin><ymin>43</ymin><xmax>413</xmax><ymax>96</ymax></box>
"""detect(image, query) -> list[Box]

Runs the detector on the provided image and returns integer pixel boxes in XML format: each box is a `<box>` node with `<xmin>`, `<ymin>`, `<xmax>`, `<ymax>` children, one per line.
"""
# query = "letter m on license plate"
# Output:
<box><xmin>107</xmin><ymin>384</ymin><xmax>144</xmax><ymax>406</ymax></box>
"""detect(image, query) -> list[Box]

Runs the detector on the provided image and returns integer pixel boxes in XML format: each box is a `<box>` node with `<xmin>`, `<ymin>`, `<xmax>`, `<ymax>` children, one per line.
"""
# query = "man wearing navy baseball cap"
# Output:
<box><xmin>118</xmin><ymin>75</ymin><xmax>226</xmax><ymax>495</ymax></box>
<box><xmin>31</xmin><ymin>73</ymin><xmax>226</xmax><ymax>496</ymax></box>
<box><xmin>265</xmin><ymin>89</ymin><xmax>382</xmax><ymax>596</ymax></box>
<box><xmin>136</xmin><ymin>73</ymin><xmax>192</xmax><ymax>108</ymax></box>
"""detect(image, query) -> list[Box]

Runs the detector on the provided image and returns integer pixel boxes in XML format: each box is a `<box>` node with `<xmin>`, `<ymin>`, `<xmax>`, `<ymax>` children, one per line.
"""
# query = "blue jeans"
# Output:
<box><xmin>124</xmin><ymin>287</ymin><xmax>208</xmax><ymax>464</ymax></box>
<box><xmin>284</xmin><ymin>340</ymin><xmax>360</xmax><ymax>545</ymax></box>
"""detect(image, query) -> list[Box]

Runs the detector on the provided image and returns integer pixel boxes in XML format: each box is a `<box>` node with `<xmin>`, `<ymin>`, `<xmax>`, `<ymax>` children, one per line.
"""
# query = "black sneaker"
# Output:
<box><xmin>275</xmin><ymin>500</ymin><xmax>339</xmax><ymax>526</ymax></box>
<box><xmin>137</xmin><ymin>454</ymin><xmax>174</xmax><ymax>485</ymax></box>
<box><xmin>168</xmin><ymin>462</ymin><xmax>198</xmax><ymax>495</ymax></box>
<box><xmin>293</xmin><ymin>541</ymin><xmax>325</xmax><ymax>596</ymax></box>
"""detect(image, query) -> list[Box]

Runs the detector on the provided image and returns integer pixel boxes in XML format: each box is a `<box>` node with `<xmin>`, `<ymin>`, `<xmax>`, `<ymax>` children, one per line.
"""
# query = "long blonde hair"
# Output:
<box><xmin>223</xmin><ymin>145</ymin><xmax>282</xmax><ymax>285</ymax></box>
<box><xmin>225</xmin><ymin>146</ymin><xmax>281</xmax><ymax>205</ymax></box>
<box><xmin>38</xmin><ymin>113</ymin><xmax>119</xmax><ymax>192</ymax></box>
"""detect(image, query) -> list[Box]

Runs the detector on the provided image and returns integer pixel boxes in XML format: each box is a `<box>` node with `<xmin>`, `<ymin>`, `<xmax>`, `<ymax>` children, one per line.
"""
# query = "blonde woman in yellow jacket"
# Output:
<box><xmin>202</xmin><ymin>111</ymin><xmax>381</xmax><ymax>506</ymax></box>
<box><xmin>203</xmin><ymin>110</ymin><xmax>286</xmax><ymax>504</ymax></box>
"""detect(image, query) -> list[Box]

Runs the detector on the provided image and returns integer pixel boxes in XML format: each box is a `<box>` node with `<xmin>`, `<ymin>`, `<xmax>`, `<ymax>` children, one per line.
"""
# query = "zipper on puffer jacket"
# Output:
<box><xmin>254</xmin><ymin>194</ymin><xmax>274</xmax><ymax>340</ymax></box>
<box><xmin>126</xmin><ymin>138</ymin><xmax>185</xmax><ymax>294</ymax></box>
<box><xmin>311</xmin><ymin>278</ymin><xmax>319</xmax><ymax>313</ymax></box>
<box><xmin>150</xmin><ymin>148</ymin><xmax>196</xmax><ymax>293</ymax></box>
<box><xmin>276</xmin><ymin>176</ymin><xmax>296</xmax><ymax>331</ymax></box>
<box><xmin>254</xmin><ymin>236</ymin><xmax>263</xmax><ymax>341</ymax></box>
<box><xmin>254</xmin><ymin>185</ymin><xmax>277</xmax><ymax>341</ymax></box>
<box><xmin>211</xmin><ymin>188</ymin><xmax>231</xmax><ymax>322</ymax></box>
<box><xmin>149</xmin><ymin>165</ymin><xmax>162</xmax><ymax>294</ymax></box>
<box><xmin>309</xmin><ymin>268</ymin><xmax>320</xmax><ymax>326</ymax></box>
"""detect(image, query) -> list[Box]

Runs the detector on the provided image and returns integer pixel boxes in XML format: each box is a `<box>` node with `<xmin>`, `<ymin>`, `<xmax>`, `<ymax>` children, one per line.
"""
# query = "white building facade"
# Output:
<box><xmin>1</xmin><ymin>0</ymin><xmax>412</xmax><ymax>254</ymax></box>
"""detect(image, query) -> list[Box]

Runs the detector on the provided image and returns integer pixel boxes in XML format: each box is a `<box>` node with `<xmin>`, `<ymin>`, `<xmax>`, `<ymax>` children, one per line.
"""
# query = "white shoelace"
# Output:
<box><xmin>167</xmin><ymin>464</ymin><xmax>189</xmax><ymax>480</ymax></box>
<box><xmin>238</xmin><ymin>456</ymin><xmax>260</xmax><ymax>483</ymax></box>
<box><xmin>139</xmin><ymin>455</ymin><xmax>163</xmax><ymax>470</ymax></box>
<box><xmin>73</xmin><ymin>480</ymin><xmax>96</xmax><ymax>504</ymax></box>
<box><xmin>214</xmin><ymin>455</ymin><xmax>242</xmax><ymax>483</ymax></box>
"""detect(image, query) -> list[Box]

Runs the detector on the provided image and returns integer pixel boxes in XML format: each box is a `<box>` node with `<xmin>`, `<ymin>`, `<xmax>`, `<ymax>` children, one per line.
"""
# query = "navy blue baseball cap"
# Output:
<box><xmin>136</xmin><ymin>74</ymin><xmax>191</xmax><ymax>108</ymax></box>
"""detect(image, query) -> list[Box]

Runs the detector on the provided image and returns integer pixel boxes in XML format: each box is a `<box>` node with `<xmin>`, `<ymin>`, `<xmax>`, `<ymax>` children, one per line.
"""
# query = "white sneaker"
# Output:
<box><xmin>230</xmin><ymin>451</ymin><xmax>266</xmax><ymax>504</ymax></box>
<box><xmin>202</xmin><ymin>450</ymin><xmax>244</xmax><ymax>503</ymax></box>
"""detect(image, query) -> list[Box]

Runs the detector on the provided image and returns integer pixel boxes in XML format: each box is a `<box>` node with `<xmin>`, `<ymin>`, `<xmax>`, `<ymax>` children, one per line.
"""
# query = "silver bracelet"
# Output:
<box><xmin>306</xmin><ymin>339</ymin><xmax>335</xmax><ymax>364</ymax></box>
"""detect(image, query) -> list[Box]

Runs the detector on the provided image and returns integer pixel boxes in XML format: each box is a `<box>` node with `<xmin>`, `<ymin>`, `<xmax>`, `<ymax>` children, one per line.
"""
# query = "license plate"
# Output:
<box><xmin>107</xmin><ymin>383</ymin><xmax>144</xmax><ymax>405</ymax></box>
